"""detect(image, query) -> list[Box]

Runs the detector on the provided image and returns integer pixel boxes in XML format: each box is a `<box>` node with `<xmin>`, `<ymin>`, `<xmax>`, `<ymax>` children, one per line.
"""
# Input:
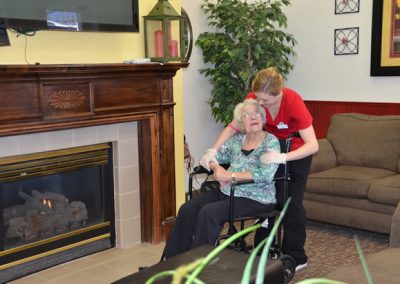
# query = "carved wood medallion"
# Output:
<box><xmin>48</xmin><ymin>90</ymin><xmax>86</xmax><ymax>110</ymax></box>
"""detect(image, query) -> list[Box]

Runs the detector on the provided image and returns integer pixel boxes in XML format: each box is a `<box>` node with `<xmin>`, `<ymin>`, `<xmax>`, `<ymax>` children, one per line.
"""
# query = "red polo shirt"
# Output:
<box><xmin>246</xmin><ymin>88</ymin><xmax>313</xmax><ymax>150</ymax></box>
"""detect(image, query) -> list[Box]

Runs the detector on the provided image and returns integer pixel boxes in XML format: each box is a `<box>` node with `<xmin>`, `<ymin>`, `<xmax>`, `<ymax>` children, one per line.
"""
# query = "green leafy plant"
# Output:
<box><xmin>196</xmin><ymin>0</ymin><xmax>297</xmax><ymax>124</ymax></box>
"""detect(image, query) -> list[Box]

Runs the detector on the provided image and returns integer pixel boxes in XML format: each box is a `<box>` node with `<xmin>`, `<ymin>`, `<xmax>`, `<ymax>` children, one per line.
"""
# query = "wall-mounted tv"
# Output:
<box><xmin>0</xmin><ymin>0</ymin><xmax>139</xmax><ymax>33</ymax></box>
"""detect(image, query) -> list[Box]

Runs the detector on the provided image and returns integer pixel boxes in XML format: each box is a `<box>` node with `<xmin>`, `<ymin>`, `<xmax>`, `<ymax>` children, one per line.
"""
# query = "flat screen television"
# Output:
<box><xmin>0</xmin><ymin>0</ymin><xmax>139</xmax><ymax>33</ymax></box>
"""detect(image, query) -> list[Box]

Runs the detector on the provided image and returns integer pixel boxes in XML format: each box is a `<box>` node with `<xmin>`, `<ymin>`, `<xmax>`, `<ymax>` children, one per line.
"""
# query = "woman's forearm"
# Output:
<box><xmin>286</xmin><ymin>125</ymin><xmax>319</xmax><ymax>161</ymax></box>
<box><xmin>285</xmin><ymin>140</ymin><xmax>319</xmax><ymax>161</ymax></box>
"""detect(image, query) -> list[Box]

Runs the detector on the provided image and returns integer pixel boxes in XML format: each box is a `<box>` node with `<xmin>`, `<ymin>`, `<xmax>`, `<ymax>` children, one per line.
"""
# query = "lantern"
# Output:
<box><xmin>143</xmin><ymin>0</ymin><xmax>189</xmax><ymax>62</ymax></box>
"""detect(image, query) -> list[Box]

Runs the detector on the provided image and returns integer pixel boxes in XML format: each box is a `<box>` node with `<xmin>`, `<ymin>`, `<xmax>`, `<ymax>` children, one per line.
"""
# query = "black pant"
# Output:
<box><xmin>254</xmin><ymin>147</ymin><xmax>312</xmax><ymax>265</ymax></box>
<box><xmin>164</xmin><ymin>187</ymin><xmax>275</xmax><ymax>259</ymax></box>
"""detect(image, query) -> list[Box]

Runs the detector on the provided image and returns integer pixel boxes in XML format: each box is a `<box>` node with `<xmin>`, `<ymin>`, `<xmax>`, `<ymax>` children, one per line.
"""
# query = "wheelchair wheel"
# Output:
<box><xmin>268</xmin><ymin>244</ymin><xmax>280</xmax><ymax>259</ymax></box>
<box><xmin>278</xmin><ymin>254</ymin><xmax>296</xmax><ymax>283</ymax></box>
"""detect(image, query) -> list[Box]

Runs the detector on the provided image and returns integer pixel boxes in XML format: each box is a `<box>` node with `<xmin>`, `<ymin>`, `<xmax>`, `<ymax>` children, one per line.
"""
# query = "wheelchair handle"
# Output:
<box><xmin>287</xmin><ymin>132</ymin><xmax>300</xmax><ymax>139</ymax></box>
<box><xmin>191</xmin><ymin>165</ymin><xmax>210</xmax><ymax>175</ymax></box>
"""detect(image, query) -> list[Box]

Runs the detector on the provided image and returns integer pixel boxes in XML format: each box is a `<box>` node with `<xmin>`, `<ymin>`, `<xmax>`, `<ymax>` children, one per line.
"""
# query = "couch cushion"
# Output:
<box><xmin>304</xmin><ymin>192</ymin><xmax>396</xmax><ymax>215</ymax></box>
<box><xmin>307</xmin><ymin>165</ymin><xmax>394</xmax><ymax>198</ymax></box>
<box><xmin>327</xmin><ymin>113</ymin><xmax>400</xmax><ymax>172</ymax></box>
<box><xmin>304</xmin><ymin>199</ymin><xmax>393</xmax><ymax>234</ymax></box>
<box><xmin>309</xmin><ymin>138</ymin><xmax>337</xmax><ymax>174</ymax></box>
<box><xmin>368</xmin><ymin>174</ymin><xmax>400</xmax><ymax>205</ymax></box>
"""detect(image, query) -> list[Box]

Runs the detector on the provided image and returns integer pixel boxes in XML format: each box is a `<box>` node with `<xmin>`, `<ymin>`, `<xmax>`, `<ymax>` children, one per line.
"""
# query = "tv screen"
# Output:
<box><xmin>0</xmin><ymin>0</ymin><xmax>139</xmax><ymax>32</ymax></box>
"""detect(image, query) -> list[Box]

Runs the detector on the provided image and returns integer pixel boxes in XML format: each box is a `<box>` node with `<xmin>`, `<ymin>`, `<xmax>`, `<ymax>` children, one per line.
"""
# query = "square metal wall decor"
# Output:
<box><xmin>334</xmin><ymin>27</ymin><xmax>359</xmax><ymax>55</ymax></box>
<box><xmin>335</xmin><ymin>0</ymin><xmax>360</xmax><ymax>14</ymax></box>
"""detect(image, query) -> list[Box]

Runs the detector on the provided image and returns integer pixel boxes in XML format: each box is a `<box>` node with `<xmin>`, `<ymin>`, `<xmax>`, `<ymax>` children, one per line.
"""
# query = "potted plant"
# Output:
<box><xmin>195</xmin><ymin>0</ymin><xmax>297</xmax><ymax>125</ymax></box>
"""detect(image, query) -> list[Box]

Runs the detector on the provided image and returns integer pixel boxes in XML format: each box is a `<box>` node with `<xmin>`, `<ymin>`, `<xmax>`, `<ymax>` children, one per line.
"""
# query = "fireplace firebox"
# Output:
<box><xmin>0</xmin><ymin>143</ymin><xmax>114</xmax><ymax>281</ymax></box>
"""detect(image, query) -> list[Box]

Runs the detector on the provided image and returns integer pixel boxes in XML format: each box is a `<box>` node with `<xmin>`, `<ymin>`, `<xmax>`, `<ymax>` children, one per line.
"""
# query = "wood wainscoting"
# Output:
<box><xmin>305</xmin><ymin>101</ymin><xmax>400</xmax><ymax>139</ymax></box>
<box><xmin>0</xmin><ymin>63</ymin><xmax>188</xmax><ymax>243</ymax></box>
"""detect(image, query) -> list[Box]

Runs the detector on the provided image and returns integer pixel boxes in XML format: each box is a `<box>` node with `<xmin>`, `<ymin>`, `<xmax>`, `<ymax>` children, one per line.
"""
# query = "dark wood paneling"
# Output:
<box><xmin>93</xmin><ymin>77</ymin><xmax>159</xmax><ymax>112</ymax></box>
<box><xmin>138</xmin><ymin>118</ymin><xmax>155</xmax><ymax>243</ymax></box>
<box><xmin>0</xmin><ymin>82</ymin><xmax>41</xmax><ymax>124</ymax></box>
<box><xmin>305</xmin><ymin>101</ymin><xmax>400</xmax><ymax>138</ymax></box>
<box><xmin>0</xmin><ymin>63</ymin><xmax>188</xmax><ymax>244</ymax></box>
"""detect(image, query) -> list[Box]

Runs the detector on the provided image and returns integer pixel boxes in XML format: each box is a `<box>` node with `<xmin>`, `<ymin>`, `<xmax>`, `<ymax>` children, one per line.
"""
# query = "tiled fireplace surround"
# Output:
<box><xmin>0</xmin><ymin>122</ymin><xmax>141</xmax><ymax>248</ymax></box>
<box><xmin>0</xmin><ymin>63</ymin><xmax>186</xmax><ymax>248</ymax></box>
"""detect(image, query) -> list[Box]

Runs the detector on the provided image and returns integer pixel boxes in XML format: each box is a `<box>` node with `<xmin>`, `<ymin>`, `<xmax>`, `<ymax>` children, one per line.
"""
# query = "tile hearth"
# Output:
<box><xmin>9</xmin><ymin>243</ymin><xmax>165</xmax><ymax>284</ymax></box>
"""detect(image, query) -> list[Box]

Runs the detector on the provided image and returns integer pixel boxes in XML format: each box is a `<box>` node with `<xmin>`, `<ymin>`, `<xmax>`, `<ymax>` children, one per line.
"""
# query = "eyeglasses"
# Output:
<box><xmin>242</xmin><ymin>111</ymin><xmax>261</xmax><ymax>119</ymax></box>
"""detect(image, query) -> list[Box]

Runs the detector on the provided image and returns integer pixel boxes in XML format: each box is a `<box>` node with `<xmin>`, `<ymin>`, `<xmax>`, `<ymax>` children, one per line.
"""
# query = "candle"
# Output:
<box><xmin>169</xmin><ymin>39</ymin><xmax>178</xmax><ymax>57</ymax></box>
<box><xmin>154</xmin><ymin>30</ymin><xmax>164</xmax><ymax>57</ymax></box>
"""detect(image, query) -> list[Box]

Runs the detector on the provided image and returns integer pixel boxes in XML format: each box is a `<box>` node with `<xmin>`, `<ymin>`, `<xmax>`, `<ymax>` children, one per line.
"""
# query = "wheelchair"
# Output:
<box><xmin>188</xmin><ymin>134</ymin><xmax>298</xmax><ymax>283</ymax></box>
<box><xmin>159</xmin><ymin>133</ymin><xmax>299</xmax><ymax>283</ymax></box>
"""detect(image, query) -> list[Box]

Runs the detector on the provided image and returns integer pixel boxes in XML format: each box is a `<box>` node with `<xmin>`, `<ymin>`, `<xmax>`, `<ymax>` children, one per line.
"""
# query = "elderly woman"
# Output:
<box><xmin>164</xmin><ymin>99</ymin><xmax>280</xmax><ymax>259</ymax></box>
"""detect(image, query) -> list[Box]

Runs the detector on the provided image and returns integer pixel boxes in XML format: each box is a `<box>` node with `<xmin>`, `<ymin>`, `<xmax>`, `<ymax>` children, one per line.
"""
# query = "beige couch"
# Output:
<box><xmin>304</xmin><ymin>113</ymin><xmax>400</xmax><ymax>235</ymax></box>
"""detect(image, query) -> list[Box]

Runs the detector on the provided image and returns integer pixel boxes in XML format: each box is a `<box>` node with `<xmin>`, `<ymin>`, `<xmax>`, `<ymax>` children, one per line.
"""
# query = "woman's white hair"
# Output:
<box><xmin>233</xmin><ymin>99</ymin><xmax>266</xmax><ymax>131</ymax></box>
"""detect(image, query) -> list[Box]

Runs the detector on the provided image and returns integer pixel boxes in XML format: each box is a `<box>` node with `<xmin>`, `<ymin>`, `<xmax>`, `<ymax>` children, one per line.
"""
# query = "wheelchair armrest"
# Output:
<box><xmin>191</xmin><ymin>165</ymin><xmax>211</xmax><ymax>175</ymax></box>
<box><xmin>233</xmin><ymin>180</ymin><xmax>255</xmax><ymax>186</ymax></box>
<box><xmin>190</xmin><ymin>164</ymin><xmax>231</xmax><ymax>176</ymax></box>
<box><xmin>188</xmin><ymin>164</ymin><xmax>242</xmax><ymax>202</ymax></box>
<box><xmin>234</xmin><ymin>176</ymin><xmax>287</xmax><ymax>187</ymax></box>
<box><xmin>188</xmin><ymin>164</ymin><xmax>231</xmax><ymax>200</ymax></box>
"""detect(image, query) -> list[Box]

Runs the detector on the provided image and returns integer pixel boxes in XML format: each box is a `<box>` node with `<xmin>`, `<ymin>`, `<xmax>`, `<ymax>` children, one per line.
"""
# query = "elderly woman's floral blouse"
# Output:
<box><xmin>215</xmin><ymin>132</ymin><xmax>280</xmax><ymax>204</ymax></box>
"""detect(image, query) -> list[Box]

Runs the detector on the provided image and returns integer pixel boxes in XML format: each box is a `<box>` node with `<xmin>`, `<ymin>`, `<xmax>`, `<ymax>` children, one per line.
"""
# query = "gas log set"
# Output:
<box><xmin>4</xmin><ymin>190</ymin><xmax>88</xmax><ymax>244</ymax></box>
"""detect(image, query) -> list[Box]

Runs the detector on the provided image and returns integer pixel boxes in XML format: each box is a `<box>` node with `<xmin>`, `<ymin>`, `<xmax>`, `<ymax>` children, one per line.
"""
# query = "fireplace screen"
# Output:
<box><xmin>3</xmin><ymin>167</ymin><xmax>105</xmax><ymax>249</ymax></box>
<box><xmin>0</xmin><ymin>144</ymin><xmax>115</xmax><ymax>278</ymax></box>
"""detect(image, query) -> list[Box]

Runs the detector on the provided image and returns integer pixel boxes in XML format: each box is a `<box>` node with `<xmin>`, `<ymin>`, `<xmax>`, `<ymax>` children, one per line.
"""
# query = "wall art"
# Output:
<box><xmin>335</xmin><ymin>0</ymin><xmax>360</xmax><ymax>14</ymax></box>
<box><xmin>371</xmin><ymin>0</ymin><xmax>400</xmax><ymax>76</ymax></box>
<box><xmin>334</xmin><ymin>27</ymin><xmax>359</xmax><ymax>55</ymax></box>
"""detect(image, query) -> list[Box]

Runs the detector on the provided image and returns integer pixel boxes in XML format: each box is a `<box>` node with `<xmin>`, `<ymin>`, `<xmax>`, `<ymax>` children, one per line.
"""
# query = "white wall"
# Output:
<box><xmin>284</xmin><ymin>0</ymin><xmax>400</xmax><ymax>102</ymax></box>
<box><xmin>182</xmin><ymin>0</ymin><xmax>400</xmax><ymax>187</ymax></box>
<box><xmin>181</xmin><ymin>1</ymin><xmax>224</xmax><ymax>182</ymax></box>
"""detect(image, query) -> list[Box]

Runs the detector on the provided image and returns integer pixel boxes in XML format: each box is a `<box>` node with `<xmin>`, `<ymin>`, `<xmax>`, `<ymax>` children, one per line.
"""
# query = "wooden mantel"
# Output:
<box><xmin>0</xmin><ymin>63</ymin><xmax>188</xmax><ymax>243</ymax></box>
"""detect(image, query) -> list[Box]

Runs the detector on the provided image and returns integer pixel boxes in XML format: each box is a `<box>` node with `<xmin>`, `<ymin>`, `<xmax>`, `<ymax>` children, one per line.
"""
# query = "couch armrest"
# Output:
<box><xmin>309</xmin><ymin>138</ymin><xmax>337</xmax><ymax>174</ymax></box>
<box><xmin>390</xmin><ymin>202</ymin><xmax>400</xmax><ymax>247</ymax></box>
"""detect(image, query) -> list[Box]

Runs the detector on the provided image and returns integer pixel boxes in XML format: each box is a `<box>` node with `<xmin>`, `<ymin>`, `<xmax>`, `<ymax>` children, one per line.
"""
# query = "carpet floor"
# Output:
<box><xmin>230</xmin><ymin>219</ymin><xmax>390</xmax><ymax>283</ymax></box>
<box><xmin>290</xmin><ymin>220</ymin><xmax>389</xmax><ymax>282</ymax></box>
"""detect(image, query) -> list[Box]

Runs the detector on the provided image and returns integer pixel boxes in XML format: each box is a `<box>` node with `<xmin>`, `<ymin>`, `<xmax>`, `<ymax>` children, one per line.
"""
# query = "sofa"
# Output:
<box><xmin>304</xmin><ymin>113</ymin><xmax>400</xmax><ymax>235</ymax></box>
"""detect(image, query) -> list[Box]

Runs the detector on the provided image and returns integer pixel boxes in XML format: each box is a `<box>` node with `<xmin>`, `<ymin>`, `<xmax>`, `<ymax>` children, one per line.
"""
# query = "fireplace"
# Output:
<box><xmin>0</xmin><ymin>143</ymin><xmax>115</xmax><ymax>281</ymax></box>
<box><xmin>0</xmin><ymin>63</ymin><xmax>186</xmax><ymax>280</ymax></box>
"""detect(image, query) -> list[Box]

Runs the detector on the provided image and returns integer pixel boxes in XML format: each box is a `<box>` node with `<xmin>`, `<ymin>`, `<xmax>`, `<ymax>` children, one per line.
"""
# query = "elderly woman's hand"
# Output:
<box><xmin>210</xmin><ymin>164</ymin><xmax>231</xmax><ymax>183</ymax></box>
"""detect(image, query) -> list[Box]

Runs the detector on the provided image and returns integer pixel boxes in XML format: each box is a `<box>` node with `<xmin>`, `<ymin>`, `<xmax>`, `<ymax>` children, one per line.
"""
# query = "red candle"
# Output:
<box><xmin>169</xmin><ymin>39</ymin><xmax>178</xmax><ymax>57</ymax></box>
<box><xmin>154</xmin><ymin>30</ymin><xmax>164</xmax><ymax>57</ymax></box>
